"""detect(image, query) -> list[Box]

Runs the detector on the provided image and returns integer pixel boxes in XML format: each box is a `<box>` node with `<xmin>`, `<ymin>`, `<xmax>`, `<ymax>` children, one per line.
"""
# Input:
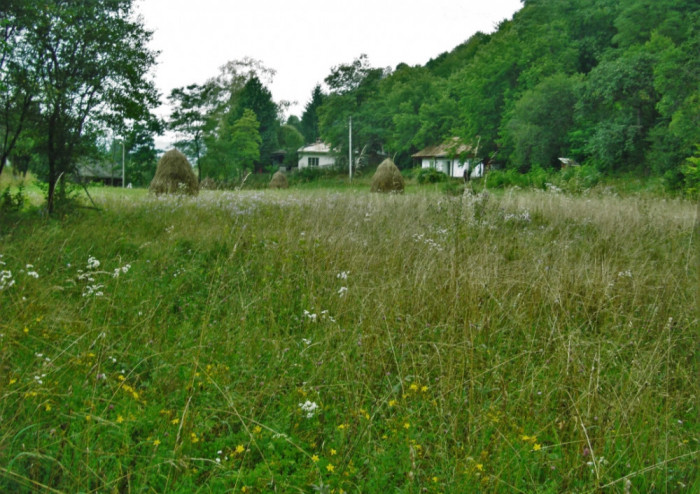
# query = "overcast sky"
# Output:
<box><xmin>136</xmin><ymin>0</ymin><xmax>523</xmax><ymax>146</ymax></box>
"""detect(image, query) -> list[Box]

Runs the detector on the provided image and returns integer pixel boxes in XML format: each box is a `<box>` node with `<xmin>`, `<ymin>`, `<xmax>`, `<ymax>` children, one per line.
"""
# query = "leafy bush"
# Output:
<box><xmin>0</xmin><ymin>183</ymin><xmax>25</xmax><ymax>212</ymax></box>
<box><xmin>415</xmin><ymin>167</ymin><xmax>447</xmax><ymax>184</ymax></box>
<box><xmin>679</xmin><ymin>146</ymin><xmax>700</xmax><ymax>198</ymax></box>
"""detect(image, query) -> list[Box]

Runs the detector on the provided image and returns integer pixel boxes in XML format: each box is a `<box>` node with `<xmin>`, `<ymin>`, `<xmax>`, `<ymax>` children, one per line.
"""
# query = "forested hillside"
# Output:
<box><xmin>310</xmin><ymin>0</ymin><xmax>699</xmax><ymax>183</ymax></box>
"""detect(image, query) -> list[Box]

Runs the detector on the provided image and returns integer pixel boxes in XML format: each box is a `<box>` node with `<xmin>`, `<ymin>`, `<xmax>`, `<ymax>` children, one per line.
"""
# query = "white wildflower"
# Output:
<box><xmin>336</xmin><ymin>271</ymin><xmax>349</xmax><ymax>280</ymax></box>
<box><xmin>338</xmin><ymin>286</ymin><xmax>347</xmax><ymax>297</ymax></box>
<box><xmin>299</xmin><ymin>400</ymin><xmax>319</xmax><ymax>419</ymax></box>
<box><xmin>86</xmin><ymin>256</ymin><xmax>100</xmax><ymax>270</ymax></box>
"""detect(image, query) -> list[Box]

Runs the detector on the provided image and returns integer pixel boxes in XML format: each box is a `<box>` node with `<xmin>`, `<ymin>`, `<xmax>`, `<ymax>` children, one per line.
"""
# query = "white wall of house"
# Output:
<box><xmin>298</xmin><ymin>153</ymin><xmax>336</xmax><ymax>169</ymax></box>
<box><xmin>421</xmin><ymin>158</ymin><xmax>483</xmax><ymax>178</ymax></box>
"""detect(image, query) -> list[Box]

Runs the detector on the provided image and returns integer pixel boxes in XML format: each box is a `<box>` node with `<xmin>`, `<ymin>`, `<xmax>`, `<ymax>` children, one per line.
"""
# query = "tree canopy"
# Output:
<box><xmin>0</xmin><ymin>0</ymin><xmax>159</xmax><ymax>211</ymax></box>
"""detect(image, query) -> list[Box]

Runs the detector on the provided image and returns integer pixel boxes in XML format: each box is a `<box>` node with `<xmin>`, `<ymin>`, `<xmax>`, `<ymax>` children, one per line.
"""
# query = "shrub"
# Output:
<box><xmin>415</xmin><ymin>167</ymin><xmax>447</xmax><ymax>184</ymax></box>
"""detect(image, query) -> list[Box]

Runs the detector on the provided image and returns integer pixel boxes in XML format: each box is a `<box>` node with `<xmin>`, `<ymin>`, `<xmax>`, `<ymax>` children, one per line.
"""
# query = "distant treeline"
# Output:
<box><xmin>308</xmin><ymin>0</ymin><xmax>698</xmax><ymax>186</ymax></box>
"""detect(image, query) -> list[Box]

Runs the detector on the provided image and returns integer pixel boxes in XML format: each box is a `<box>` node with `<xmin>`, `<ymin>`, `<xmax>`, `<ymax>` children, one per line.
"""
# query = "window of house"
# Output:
<box><xmin>308</xmin><ymin>157</ymin><xmax>319</xmax><ymax>167</ymax></box>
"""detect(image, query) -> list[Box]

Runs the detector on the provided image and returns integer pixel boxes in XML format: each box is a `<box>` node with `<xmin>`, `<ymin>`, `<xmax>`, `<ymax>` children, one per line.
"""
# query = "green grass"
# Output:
<box><xmin>0</xmin><ymin>186</ymin><xmax>697</xmax><ymax>493</ymax></box>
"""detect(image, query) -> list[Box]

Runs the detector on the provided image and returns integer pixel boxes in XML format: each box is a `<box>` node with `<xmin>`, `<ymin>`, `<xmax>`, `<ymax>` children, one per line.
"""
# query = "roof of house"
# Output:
<box><xmin>298</xmin><ymin>141</ymin><xmax>333</xmax><ymax>154</ymax></box>
<box><xmin>412</xmin><ymin>137</ymin><xmax>473</xmax><ymax>158</ymax></box>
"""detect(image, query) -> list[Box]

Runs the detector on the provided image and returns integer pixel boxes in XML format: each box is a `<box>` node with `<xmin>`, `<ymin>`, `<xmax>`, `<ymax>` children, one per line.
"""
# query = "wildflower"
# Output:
<box><xmin>190</xmin><ymin>432</ymin><xmax>199</xmax><ymax>443</ymax></box>
<box><xmin>45</xmin><ymin>404</ymin><xmax>52</xmax><ymax>411</ymax></box>
<box><xmin>253</xmin><ymin>425</ymin><xmax>262</xmax><ymax>434</ymax></box>
<box><xmin>23</xmin><ymin>327</ymin><xmax>29</xmax><ymax>334</ymax></box>
<box><xmin>153</xmin><ymin>439</ymin><xmax>161</xmax><ymax>446</ymax></box>
<box><xmin>116</xmin><ymin>415</ymin><xmax>124</xmax><ymax>424</ymax></box>
<box><xmin>409</xmin><ymin>383</ymin><xmax>419</xmax><ymax>392</ymax></box>
<box><xmin>311</xmin><ymin>454</ymin><xmax>319</xmax><ymax>463</ymax></box>
<box><xmin>299</xmin><ymin>400</ymin><xmax>319</xmax><ymax>419</ymax></box>
<box><xmin>9</xmin><ymin>378</ymin><xmax>16</xmax><ymax>385</ymax></box>
<box><xmin>337</xmin><ymin>286</ymin><xmax>348</xmax><ymax>297</ymax></box>
<box><xmin>330</xmin><ymin>448</ymin><xmax>337</xmax><ymax>456</ymax></box>
<box><xmin>87</xmin><ymin>256</ymin><xmax>100</xmax><ymax>269</ymax></box>
<box><xmin>388</xmin><ymin>399</ymin><xmax>397</xmax><ymax>407</ymax></box>
<box><xmin>521</xmin><ymin>435</ymin><xmax>530</xmax><ymax>441</ymax></box>
<box><xmin>85</xmin><ymin>415</ymin><xmax>92</xmax><ymax>421</ymax></box>
<box><xmin>235</xmin><ymin>444</ymin><xmax>245</xmax><ymax>454</ymax></box>
<box><xmin>403</xmin><ymin>422</ymin><xmax>410</xmax><ymax>429</ymax></box>
<box><xmin>533</xmin><ymin>443</ymin><xmax>542</xmax><ymax>451</ymax></box>
<box><xmin>337</xmin><ymin>424</ymin><xmax>347</xmax><ymax>430</ymax></box>
<box><xmin>421</xmin><ymin>385</ymin><xmax>428</xmax><ymax>393</ymax></box>
<box><xmin>336</xmin><ymin>271</ymin><xmax>349</xmax><ymax>280</ymax></box>
<box><xmin>432</xmin><ymin>476</ymin><xmax>439</xmax><ymax>483</ymax></box>
<box><xmin>27</xmin><ymin>271</ymin><xmax>39</xmax><ymax>279</ymax></box>
<box><xmin>476</xmin><ymin>463</ymin><xmax>484</xmax><ymax>471</ymax></box>
<box><xmin>326</xmin><ymin>463</ymin><xmax>335</xmax><ymax>473</ymax></box>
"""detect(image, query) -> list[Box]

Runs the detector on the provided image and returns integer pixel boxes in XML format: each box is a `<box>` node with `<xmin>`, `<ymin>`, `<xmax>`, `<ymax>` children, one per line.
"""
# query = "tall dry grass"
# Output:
<box><xmin>0</xmin><ymin>187</ymin><xmax>696</xmax><ymax>492</ymax></box>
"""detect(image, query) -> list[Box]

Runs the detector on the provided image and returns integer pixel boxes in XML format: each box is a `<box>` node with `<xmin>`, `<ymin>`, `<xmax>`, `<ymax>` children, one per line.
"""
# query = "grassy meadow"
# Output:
<box><xmin>0</xmin><ymin>183</ymin><xmax>698</xmax><ymax>493</ymax></box>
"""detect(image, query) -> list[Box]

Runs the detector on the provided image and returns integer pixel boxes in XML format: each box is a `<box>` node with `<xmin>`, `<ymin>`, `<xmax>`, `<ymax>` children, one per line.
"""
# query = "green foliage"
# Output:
<box><xmin>0</xmin><ymin>182</ymin><xmax>25</xmax><ymax>212</ymax></box>
<box><xmin>0</xmin><ymin>0</ymin><xmax>159</xmax><ymax>213</ymax></box>
<box><xmin>414</xmin><ymin>167</ymin><xmax>447</xmax><ymax>184</ymax></box>
<box><xmin>679</xmin><ymin>145</ymin><xmax>700</xmax><ymax>198</ymax></box>
<box><xmin>300</xmin><ymin>84</ymin><xmax>325</xmax><ymax>144</ymax></box>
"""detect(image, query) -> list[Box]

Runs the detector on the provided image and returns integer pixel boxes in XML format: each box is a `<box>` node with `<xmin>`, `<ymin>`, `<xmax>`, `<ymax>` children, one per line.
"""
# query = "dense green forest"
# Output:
<box><xmin>2</xmin><ymin>0</ymin><xmax>699</xmax><ymax>204</ymax></box>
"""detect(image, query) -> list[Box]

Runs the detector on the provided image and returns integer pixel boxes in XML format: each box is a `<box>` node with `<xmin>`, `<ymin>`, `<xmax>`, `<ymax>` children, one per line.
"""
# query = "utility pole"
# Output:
<box><xmin>348</xmin><ymin>116</ymin><xmax>353</xmax><ymax>182</ymax></box>
<box><xmin>121</xmin><ymin>139</ymin><xmax>125</xmax><ymax>188</ymax></box>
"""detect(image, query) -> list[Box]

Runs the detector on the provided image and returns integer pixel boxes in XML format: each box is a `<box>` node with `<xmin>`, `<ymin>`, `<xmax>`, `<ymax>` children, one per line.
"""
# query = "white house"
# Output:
<box><xmin>412</xmin><ymin>137</ymin><xmax>483</xmax><ymax>179</ymax></box>
<box><xmin>298</xmin><ymin>142</ymin><xmax>336</xmax><ymax>169</ymax></box>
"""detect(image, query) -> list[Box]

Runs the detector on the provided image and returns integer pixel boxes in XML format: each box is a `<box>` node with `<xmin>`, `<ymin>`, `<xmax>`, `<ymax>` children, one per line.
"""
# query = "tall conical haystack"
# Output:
<box><xmin>149</xmin><ymin>149</ymin><xmax>199</xmax><ymax>196</ymax></box>
<box><xmin>269</xmin><ymin>170</ymin><xmax>289</xmax><ymax>189</ymax></box>
<box><xmin>370</xmin><ymin>158</ymin><xmax>404</xmax><ymax>193</ymax></box>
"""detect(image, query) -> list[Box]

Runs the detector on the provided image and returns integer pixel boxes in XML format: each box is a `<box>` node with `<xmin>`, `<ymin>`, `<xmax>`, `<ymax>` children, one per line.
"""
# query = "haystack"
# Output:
<box><xmin>370</xmin><ymin>158</ymin><xmax>404</xmax><ymax>193</ymax></box>
<box><xmin>269</xmin><ymin>170</ymin><xmax>289</xmax><ymax>189</ymax></box>
<box><xmin>149</xmin><ymin>149</ymin><xmax>199</xmax><ymax>196</ymax></box>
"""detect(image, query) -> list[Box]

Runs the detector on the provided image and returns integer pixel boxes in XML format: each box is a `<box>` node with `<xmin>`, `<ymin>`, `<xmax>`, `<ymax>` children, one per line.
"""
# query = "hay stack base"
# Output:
<box><xmin>269</xmin><ymin>170</ymin><xmax>289</xmax><ymax>189</ymax></box>
<box><xmin>370</xmin><ymin>158</ymin><xmax>404</xmax><ymax>193</ymax></box>
<box><xmin>149</xmin><ymin>149</ymin><xmax>199</xmax><ymax>196</ymax></box>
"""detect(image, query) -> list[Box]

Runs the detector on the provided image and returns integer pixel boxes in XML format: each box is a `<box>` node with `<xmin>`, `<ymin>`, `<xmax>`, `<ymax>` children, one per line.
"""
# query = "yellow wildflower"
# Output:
<box><xmin>253</xmin><ymin>425</ymin><xmax>262</xmax><ymax>434</ymax></box>
<box><xmin>171</xmin><ymin>418</ymin><xmax>179</xmax><ymax>425</ymax></box>
<box><xmin>9</xmin><ymin>378</ymin><xmax>17</xmax><ymax>385</ymax></box>
<box><xmin>409</xmin><ymin>383</ymin><xmax>419</xmax><ymax>392</ymax></box>
<box><xmin>85</xmin><ymin>415</ymin><xmax>91</xmax><ymax>421</ymax></box>
<box><xmin>432</xmin><ymin>476</ymin><xmax>439</xmax><ymax>483</ymax></box>
<box><xmin>117</xmin><ymin>375</ymin><xmax>126</xmax><ymax>381</ymax></box>
<box><xmin>330</xmin><ymin>448</ymin><xmax>337</xmax><ymax>456</ymax></box>
<box><xmin>533</xmin><ymin>443</ymin><xmax>542</xmax><ymax>451</ymax></box>
<box><xmin>421</xmin><ymin>385</ymin><xmax>428</xmax><ymax>393</ymax></box>
<box><xmin>45</xmin><ymin>404</ymin><xmax>52</xmax><ymax>411</ymax></box>
<box><xmin>116</xmin><ymin>415</ymin><xmax>124</xmax><ymax>424</ymax></box>
<box><xmin>235</xmin><ymin>444</ymin><xmax>245</xmax><ymax>454</ymax></box>
<box><xmin>153</xmin><ymin>439</ymin><xmax>161</xmax><ymax>446</ymax></box>
<box><xmin>311</xmin><ymin>454</ymin><xmax>319</xmax><ymax>463</ymax></box>
<box><xmin>337</xmin><ymin>424</ymin><xmax>347</xmax><ymax>430</ymax></box>
<box><xmin>476</xmin><ymin>463</ymin><xmax>484</xmax><ymax>471</ymax></box>
<box><xmin>388</xmin><ymin>399</ymin><xmax>397</xmax><ymax>407</ymax></box>
<box><xmin>521</xmin><ymin>435</ymin><xmax>530</xmax><ymax>441</ymax></box>
<box><xmin>326</xmin><ymin>463</ymin><xmax>335</xmax><ymax>473</ymax></box>
<box><xmin>23</xmin><ymin>327</ymin><xmax>29</xmax><ymax>334</ymax></box>
<box><xmin>191</xmin><ymin>432</ymin><xmax>199</xmax><ymax>443</ymax></box>
<box><xmin>403</xmin><ymin>422</ymin><xmax>410</xmax><ymax>429</ymax></box>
